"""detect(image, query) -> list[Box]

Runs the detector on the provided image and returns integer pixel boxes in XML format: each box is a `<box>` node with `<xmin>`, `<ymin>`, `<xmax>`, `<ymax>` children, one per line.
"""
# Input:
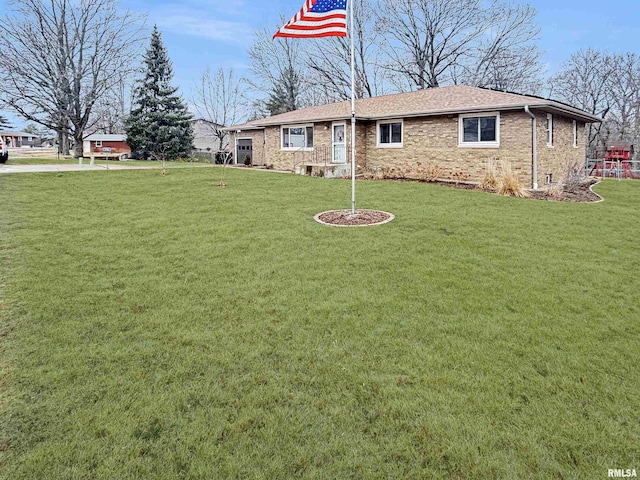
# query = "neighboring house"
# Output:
<box><xmin>0</xmin><ymin>131</ymin><xmax>41</xmax><ymax>148</ymax></box>
<box><xmin>83</xmin><ymin>134</ymin><xmax>131</xmax><ymax>158</ymax></box>
<box><xmin>191</xmin><ymin>118</ymin><xmax>226</xmax><ymax>152</ymax></box>
<box><xmin>225</xmin><ymin>86</ymin><xmax>601</xmax><ymax>187</ymax></box>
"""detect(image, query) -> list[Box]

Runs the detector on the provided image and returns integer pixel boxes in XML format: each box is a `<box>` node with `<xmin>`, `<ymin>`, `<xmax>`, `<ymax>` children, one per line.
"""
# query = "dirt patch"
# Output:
<box><xmin>315</xmin><ymin>210</ymin><xmax>395</xmax><ymax>227</ymax></box>
<box><xmin>524</xmin><ymin>179</ymin><xmax>602</xmax><ymax>202</ymax></box>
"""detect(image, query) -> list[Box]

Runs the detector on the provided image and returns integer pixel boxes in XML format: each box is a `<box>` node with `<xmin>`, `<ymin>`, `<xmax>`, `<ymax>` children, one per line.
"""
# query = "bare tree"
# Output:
<box><xmin>454</xmin><ymin>3</ymin><xmax>543</xmax><ymax>94</ymax></box>
<box><xmin>306</xmin><ymin>0</ymin><xmax>385</xmax><ymax>100</ymax></box>
<box><xmin>549</xmin><ymin>49</ymin><xmax>614</xmax><ymax>149</ymax></box>
<box><xmin>90</xmin><ymin>71</ymin><xmax>135</xmax><ymax>134</ymax></box>
<box><xmin>375</xmin><ymin>0</ymin><xmax>542</xmax><ymax>91</ymax></box>
<box><xmin>376</xmin><ymin>0</ymin><xmax>485</xmax><ymax>89</ymax></box>
<box><xmin>0</xmin><ymin>0</ymin><xmax>145</xmax><ymax>157</ymax></box>
<box><xmin>606</xmin><ymin>53</ymin><xmax>640</xmax><ymax>147</ymax></box>
<box><xmin>192</xmin><ymin>67</ymin><xmax>245</xmax><ymax>152</ymax></box>
<box><xmin>247</xmin><ymin>21</ymin><xmax>320</xmax><ymax>115</ymax></box>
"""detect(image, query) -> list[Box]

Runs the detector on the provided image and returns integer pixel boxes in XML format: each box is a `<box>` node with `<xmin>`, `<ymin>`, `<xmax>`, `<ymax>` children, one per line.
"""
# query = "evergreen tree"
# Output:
<box><xmin>0</xmin><ymin>114</ymin><xmax>12</xmax><ymax>129</ymax></box>
<box><xmin>265</xmin><ymin>68</ymin><xmax>302</xmax><ymax>116</ymax></box>
<box><xmin>125</xmin><ymin>26</ymin><xmax>193</xmax><ymax>161</ymax></box>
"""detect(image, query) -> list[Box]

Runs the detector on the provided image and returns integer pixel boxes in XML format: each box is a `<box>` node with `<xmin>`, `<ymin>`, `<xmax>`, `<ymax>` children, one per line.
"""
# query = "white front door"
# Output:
<box><xmin>332</xmin><ymin>123</ymin><xmax>346</xmax><ymax>163</ymax></box>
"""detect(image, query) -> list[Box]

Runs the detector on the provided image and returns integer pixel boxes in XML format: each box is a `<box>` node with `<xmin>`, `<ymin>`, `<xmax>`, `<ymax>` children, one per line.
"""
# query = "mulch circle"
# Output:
<box><xmin>314</xmin><ymin>209</ymin><xmax>395</xmax><ymax>227</ymax></box>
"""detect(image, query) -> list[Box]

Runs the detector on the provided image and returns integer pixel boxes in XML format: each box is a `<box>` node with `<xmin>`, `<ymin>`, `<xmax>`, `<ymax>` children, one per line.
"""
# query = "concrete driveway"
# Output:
<box><xmin>0</xmin><ymin>163</ymin><xmax>158</xmax><ymax>174</ymax></box>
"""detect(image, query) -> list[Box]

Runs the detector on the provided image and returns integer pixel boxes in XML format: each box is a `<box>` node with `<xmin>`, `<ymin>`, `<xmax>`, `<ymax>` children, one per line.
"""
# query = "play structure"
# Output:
<box><xmin>589</xmin><ymin>142</ymin><xmax>638</xmax><ymax>179</ymax></box>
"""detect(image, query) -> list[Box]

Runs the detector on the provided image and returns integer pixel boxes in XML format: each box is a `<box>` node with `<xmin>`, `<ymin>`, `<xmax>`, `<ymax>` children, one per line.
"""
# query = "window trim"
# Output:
<box><xmin>95</xmin><ymin>140</ymin><xmax>103</xmax><ymax>147</ymax></box>
<box><xmin>376</xmin><ymin>119</ymin><xmax>404</xmax><ymax>149</ymax></box>
<box><xmin>573</xmin><ymin>120</ymin><xmax>578</xmax><ymax>148</ymax></box>
<box><xmin>546</xmin><ymin>114</ymin><xmax>553</xmax><ymax>147</ymax></box>
<box><xmin>281</xmin><ymin>124</ymin><xmax>314</xmax><ymax>151</ymax></box>
<box><xmin>458</xmin><ymin>112</ymin><xmax>500</xmax><ymax>148</ymax></box>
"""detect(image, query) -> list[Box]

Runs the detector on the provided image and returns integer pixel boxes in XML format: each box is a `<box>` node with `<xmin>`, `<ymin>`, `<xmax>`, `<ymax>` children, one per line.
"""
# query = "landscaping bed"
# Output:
<box><xmin>364</xmin><ymin>177</ymin><xmax>603</xmax><ymax>202</ymax></box>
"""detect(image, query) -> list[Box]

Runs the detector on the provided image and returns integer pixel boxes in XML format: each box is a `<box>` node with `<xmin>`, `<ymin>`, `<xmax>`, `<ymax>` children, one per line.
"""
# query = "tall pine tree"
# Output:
<box><xmin>0</xmin><ymin>114</ymin><xmax>12</xmax><ymax>129</ymax></box>
<box><xmin>125</xmin><ymin>26</ymin><xmax>193</xmax><ymax>161</ymax></box>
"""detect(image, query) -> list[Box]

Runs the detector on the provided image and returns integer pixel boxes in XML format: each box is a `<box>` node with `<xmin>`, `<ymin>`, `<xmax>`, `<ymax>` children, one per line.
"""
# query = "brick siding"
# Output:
<box><xmin>231</xmin><ymin>110</ymin><xmax>586</xmax><ymax>188</ymax></box>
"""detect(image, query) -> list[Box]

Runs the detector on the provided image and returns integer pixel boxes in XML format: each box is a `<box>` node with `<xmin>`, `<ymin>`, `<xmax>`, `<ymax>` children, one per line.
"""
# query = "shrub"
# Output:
<box><xmin>479</xmin><ymin>158</ymin><xmax>499</xmax><ymax>191</ymax></box>
<box><xmin>244</xmin><ymin>154</ymin><xmax>252</xmax><ymax>166</ymax></box>
<box><xmin>497</xmin><ymin>160</ymin><xmax>526</xmax><ymax>198</ymax></box>
<box><xmin>560</xmin><ymin>158</ymin><xmax>587</xmax><ymax>186</ymax></box>
<box><xmin>546</xmin><ymin>182</ymin><xmax>564</xmax><ymax>198</ymax></box>
<box><xmin>361</xmin><ymin>166</ymin><xmax>383</xmax><ymax>180</ymax></box>
<box><xmin>215</xmin><ymin>151</ymin><xmax>231</xmax><ymax>164</ymax></box>
<box><xmin>451</xmin><ymin>170</ymin><xmax>470</xmax><ymax>184</ymax></box>
<box><xmin>416</xmin><ymin>163</ymin><xmax>444</xmax><ymax>182</ymax></box>
<box><xmin>381</xmin><ymin>165</ymin><xmax>409</xmax><ymax>179</ymax></box>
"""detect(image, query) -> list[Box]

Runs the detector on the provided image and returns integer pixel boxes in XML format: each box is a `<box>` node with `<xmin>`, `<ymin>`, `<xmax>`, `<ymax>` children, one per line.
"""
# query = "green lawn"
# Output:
<box><xmin>0</xmin><ymin>169</ymin><xmax>638</xmax><ymax>479</ymax></box>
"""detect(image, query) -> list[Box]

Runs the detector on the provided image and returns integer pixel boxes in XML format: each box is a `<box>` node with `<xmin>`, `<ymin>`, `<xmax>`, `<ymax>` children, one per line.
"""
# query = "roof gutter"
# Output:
<box><xmin>524</xmin><ymin>106</ymin><xmax>538</xmax><ymax>190</ymax></box>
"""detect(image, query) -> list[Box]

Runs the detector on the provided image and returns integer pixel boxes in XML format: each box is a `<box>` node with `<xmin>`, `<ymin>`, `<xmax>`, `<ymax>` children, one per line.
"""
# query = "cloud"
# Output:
<box><xmin>152</xmin><ymin>4</ymin><xmax>251</xmax><ymax>44</ymax></box>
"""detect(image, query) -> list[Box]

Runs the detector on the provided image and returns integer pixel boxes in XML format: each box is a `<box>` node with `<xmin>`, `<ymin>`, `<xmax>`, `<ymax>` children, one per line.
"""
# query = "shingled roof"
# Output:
<box><xmin>227</xmin><ymin>85</ymin><xmax>601</xmax><ymax>131</ymax></box>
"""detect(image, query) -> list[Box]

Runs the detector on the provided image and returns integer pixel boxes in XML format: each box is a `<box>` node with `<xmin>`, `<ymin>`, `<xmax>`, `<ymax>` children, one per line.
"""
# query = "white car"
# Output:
<box><xmin>0</xmin><ymin>137</ymin><xmax>7</xmax><ymax>163</ymax></box>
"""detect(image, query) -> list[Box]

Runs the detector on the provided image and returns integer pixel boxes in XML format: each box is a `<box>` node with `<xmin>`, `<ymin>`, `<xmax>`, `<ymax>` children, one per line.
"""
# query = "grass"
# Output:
<box><xmin>0</xmin><ymin>168</ymin><xmax>639</xmax><ymax>479</ymax></box>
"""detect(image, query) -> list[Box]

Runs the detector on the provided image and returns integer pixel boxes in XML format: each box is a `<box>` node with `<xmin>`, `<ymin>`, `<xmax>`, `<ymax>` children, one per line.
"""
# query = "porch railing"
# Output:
<box><xmin>292</xmin><ymin>145</ymin><xmax>344</xmax><ymax>172</ymax></box>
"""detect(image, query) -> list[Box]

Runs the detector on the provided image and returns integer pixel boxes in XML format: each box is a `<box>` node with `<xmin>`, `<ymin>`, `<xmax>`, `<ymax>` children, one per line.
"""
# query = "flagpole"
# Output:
<box><xmin>350</xmin><ymin>0</ymin><xmax>356</xmax><ymax>215</ymax></box>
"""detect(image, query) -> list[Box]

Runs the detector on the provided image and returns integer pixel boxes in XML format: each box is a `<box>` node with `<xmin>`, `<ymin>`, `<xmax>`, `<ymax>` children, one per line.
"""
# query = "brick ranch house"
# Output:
<box><xmin>226</xmin><ymin>86</ymin><xmax>601</xmax><ymax>188</ymax></box>
<box><xmin>82</xmin><ymin>134</ymin><xmax>131</xmax><ymax>159</ymax></box>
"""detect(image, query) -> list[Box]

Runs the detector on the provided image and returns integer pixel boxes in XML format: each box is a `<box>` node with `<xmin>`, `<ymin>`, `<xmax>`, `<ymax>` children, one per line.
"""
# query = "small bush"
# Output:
<box><xmin>560</xmin><ymin>158</ymin><xmax>587</xmax><ymax>186</ymax></box>
<box><xmin>546</xmin><ymin>183</ymin><xmax>564</xmax><ymax>198</ymax></box>
<box><xmin>479</xmin><ymin>158</ymin><xmax>499</xmax><ymax>191</ymax></box>
<box><xmin>363</xmin><ymin>167</ymin><xmax>377</xmax><ymax>179</ymax></box>
<box><xmin>416</xmin><ymin>163</ymin><xmax>444</xmax><ymax>182</ymax></box>
<box><xmin>381</xmin><ymin>165</ymin><xmax>409</xmax><ymax>179</ymax></box>
<box><xmin>451</xmin><ymin>170</ymin><xmax>470</xmax><ymax>184</ymax></box>
<box><xmin>215</xmin><ymin>151</ymin><xmax>232</xmax><ymax>164</ymax></box>
<box><xmin>497</xmin><ymin>161</ymin><xmax>526</xmax><ymax>198</ymax></box>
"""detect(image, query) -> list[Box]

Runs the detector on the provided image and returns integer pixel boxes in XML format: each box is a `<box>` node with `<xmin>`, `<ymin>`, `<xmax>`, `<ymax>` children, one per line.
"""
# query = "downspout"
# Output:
<box><xmin>263</xmin><ymin>129</ymin><xmax>266</xmax><ymax>167</ymax></box>
<box><xmin>524</xmin><ymin>106</ymin><xmax>539</xmax><ymax>190</ymax></box>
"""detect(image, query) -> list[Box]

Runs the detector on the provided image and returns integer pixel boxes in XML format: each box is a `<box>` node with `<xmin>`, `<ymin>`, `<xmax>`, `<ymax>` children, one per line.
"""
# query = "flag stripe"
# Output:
<box><xmin>295</xmin><ymin>15</ymin><xmax>347</xmax><ymax>22</ymax></box>
<box><xmin>285</xmin><ymin>17</ymin><xmax>346</xmax><ymax>27</ymax></box>
<box><xmin>282</xmin><ymin>23</ymin><xmax>347</xmax><ymax>31</ymax></box>
<box><xmin>274</xmin><ymin>30</ymin><xmax>347</xmax><ymax>38</ymax></box>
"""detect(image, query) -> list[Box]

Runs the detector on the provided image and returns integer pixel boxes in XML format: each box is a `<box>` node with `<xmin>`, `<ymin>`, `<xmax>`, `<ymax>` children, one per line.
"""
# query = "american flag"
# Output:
<box><xmin>273</xmin><ymin>0</ymin><xmax>347</xmax><ymax>39</ymax></box>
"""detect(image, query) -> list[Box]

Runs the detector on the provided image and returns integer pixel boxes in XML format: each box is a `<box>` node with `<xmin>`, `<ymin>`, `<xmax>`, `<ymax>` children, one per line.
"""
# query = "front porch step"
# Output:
<box><xmin>295</xmin><ymin>163</ymin><xmax>350</xmax><ymax>179</ymax></box>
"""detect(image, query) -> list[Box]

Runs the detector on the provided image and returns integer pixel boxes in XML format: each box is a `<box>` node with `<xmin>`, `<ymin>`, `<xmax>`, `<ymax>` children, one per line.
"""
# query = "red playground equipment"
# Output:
<box><xmin>589</xmin><ymin>142</ymin><xmax>637</xmax><ymax>179</ymax></box>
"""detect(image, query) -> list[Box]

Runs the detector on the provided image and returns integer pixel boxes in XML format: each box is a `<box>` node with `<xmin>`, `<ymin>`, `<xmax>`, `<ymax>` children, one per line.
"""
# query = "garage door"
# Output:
<box><xmin>236</xmin><ymin>139</ymin><xmax>253</xmax><ymax>165</ymax></box>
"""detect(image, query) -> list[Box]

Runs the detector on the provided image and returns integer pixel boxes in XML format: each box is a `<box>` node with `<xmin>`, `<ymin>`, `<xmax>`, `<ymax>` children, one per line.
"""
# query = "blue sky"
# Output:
<box><xmin>2</xmin><ymin>0</ymin><xmax>640</xmax><ymax>129</ymax></box>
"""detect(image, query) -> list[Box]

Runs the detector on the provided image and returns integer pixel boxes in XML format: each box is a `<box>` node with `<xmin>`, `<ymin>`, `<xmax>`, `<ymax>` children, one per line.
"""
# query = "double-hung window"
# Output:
<box><xmin>281</xmin><ymin>125</ymin><xmax>313</xmax><ymax>151</ymax></box>
<box><xmin>377</xmin><ymin>120</ymin><xmax>403</xmax><ymax>148</ymax></box>
<box><xmin>458</xmin><ymin>113</ymin><xmax>499</xmax><ymax>148</ymax></box>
